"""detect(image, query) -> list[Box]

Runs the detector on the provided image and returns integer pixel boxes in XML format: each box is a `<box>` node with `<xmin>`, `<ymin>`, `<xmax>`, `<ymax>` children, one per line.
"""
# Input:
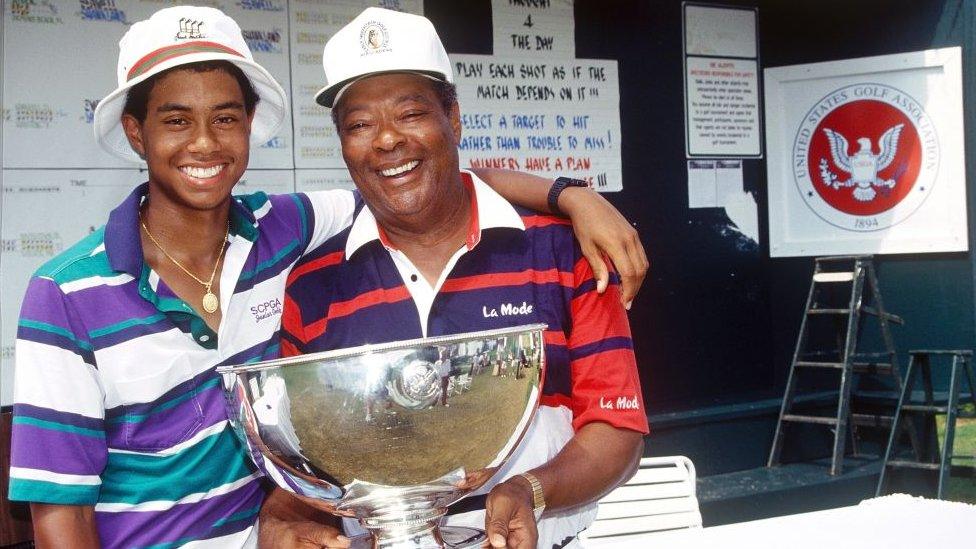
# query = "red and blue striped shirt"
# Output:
<box><xmin>282</xmin><ymin>172</ymin><xmax>648</xmax><ymax>545</ymax></box>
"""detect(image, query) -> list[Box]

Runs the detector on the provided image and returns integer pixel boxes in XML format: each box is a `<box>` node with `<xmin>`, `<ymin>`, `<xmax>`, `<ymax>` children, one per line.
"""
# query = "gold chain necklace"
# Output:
<box><xmin>139</xmin><ymin>211</ymin><xmax>229</xmax><ymax>314</ymax></box>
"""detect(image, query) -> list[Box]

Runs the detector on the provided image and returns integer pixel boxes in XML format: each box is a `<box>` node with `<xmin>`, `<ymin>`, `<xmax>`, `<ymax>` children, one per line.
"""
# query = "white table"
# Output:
<box><xmin>584</xmin><ymin>494</ymin><xmax>974</xmax><ymax>548</ymax></box>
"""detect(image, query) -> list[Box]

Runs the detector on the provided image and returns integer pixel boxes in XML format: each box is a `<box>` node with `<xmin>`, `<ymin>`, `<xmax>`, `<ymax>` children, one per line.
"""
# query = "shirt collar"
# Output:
<box><xmin>105</xmin><ymin>182</ymin><xmax>259</xmax><ymax>276</ymax></box>
<box><xmin>345</xmin><ymin>170</ymin><xmax>525</xmax><ymax>257</ymax></box>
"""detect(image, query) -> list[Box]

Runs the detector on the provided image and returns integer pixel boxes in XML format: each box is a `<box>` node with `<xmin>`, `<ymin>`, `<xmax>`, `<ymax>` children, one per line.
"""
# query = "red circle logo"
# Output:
<box><xmin>807</xmin><ymin>99</ymin><xmax>922</xmax><ymax>216</ymax></box>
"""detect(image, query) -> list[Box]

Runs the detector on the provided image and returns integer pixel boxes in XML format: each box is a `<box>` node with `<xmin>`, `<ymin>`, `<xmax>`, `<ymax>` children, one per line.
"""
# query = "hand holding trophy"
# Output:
<box><xmin>219</xmin><ymin>324</ymin><xmax>546</xmax><ymax>549</ymax></box>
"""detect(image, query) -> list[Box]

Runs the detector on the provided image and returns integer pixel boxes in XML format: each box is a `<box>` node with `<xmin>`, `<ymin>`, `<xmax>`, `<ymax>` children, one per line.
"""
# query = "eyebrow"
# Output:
<box><xmin>154</xmin><ymin>101</ymin><xmax>245</xmax><ymax>113</ymax></box>
<box><xmin>340</xmin><ymin>93</ymin><xmax>434</xmax><ymax>118</ymax></box>
<box><xmin>395</xmin><ymin>93</ymin><xmax>433</xmax><ymax>106</ymax></box>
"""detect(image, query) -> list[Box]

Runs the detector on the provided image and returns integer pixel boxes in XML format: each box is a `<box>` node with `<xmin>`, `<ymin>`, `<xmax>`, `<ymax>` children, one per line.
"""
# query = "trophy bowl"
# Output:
<box><xmin>218</xmin><ymin>323</ymin><xmax>547</xmax><ymax>549</ymax></box>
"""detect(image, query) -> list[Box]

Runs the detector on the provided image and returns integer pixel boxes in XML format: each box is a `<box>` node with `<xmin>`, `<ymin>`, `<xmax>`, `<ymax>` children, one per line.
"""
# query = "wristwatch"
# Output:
<box><xmin>547</xmin><ymin>177</ymin><xmax>589</xmax><ymax>217</ymax></box>
<box><xmin>518</xmin><ymin>472</ymin><xmax>546</xmax><ymax>519</ymax></box>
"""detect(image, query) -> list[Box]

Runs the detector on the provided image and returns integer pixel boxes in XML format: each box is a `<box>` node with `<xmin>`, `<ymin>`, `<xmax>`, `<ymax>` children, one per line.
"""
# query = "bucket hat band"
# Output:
<box><xmin>93</xmin><ymin>6</ymin><xmax>287</xmax><ymax>163</ymax></box>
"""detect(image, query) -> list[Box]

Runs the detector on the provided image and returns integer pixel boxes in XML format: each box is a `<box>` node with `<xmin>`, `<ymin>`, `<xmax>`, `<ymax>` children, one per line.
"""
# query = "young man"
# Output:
<box><xmin>7</xmin><ymin>6</ymin><xmax>647</xmax><ymax>549</ymax></box>
<box><xmin>283</xmin><ymin>8</ymin><xmax>649</xmax><ymax>549</ymax></box>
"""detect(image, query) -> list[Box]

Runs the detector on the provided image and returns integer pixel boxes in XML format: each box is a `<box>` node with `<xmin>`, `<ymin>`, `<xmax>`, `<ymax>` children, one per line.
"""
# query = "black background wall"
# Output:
<box><xmin>427</xmin><ymin>0</ymin><xmax>976</xmax><ymax>417</ymax></box>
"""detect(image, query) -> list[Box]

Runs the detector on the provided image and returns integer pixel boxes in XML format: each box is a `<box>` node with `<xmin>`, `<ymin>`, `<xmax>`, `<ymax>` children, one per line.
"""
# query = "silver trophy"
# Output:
<box><xmin>218</xmin><ymin>323</ymin><xmax>546</xmax><ymax>549</ymax></box>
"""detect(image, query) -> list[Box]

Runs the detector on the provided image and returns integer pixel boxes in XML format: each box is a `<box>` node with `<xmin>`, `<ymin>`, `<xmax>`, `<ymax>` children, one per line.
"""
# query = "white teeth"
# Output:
<box><xmin>181</xmin><ymin>165</ymin><xmax>224</xmax><ymax>179</ymax></box>
<box><xmin>380</xmin><ymin>160</ymin><xmax>419</xmax><ymax>177</ymax></box>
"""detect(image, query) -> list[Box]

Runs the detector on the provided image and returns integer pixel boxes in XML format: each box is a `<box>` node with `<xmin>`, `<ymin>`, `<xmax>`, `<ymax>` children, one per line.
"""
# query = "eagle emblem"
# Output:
<box><xmin>819</xmin><ymin>124</ymin><xmax>904</xmax><ymax>201</ymax></box>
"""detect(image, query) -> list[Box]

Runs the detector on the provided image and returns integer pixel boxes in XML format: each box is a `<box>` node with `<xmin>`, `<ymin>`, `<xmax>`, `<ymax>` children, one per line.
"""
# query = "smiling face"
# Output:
<box><xmin>122</xmin><ymin>67</ymin><xmax>254</xmax><ymax>213</ymax></box>
<box><xmin>334</xmin><ymin>72</ymin><xmax>463</xmax><ymax>229</ymax></box>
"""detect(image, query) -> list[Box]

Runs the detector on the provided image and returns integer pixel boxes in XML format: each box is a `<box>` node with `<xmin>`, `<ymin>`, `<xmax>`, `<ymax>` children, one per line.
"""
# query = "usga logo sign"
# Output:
<box><xmin>792</xmin><ymin>83</ymin><xmax>940</xmax><ymax>231</ymax></box>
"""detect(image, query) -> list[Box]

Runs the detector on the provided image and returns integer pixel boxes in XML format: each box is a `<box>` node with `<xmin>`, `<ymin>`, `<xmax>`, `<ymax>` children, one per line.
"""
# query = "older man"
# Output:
<box><xmin>282</xmin><ymin>8</ymin><xmax>648</xmax><ymax>549</ymax></box>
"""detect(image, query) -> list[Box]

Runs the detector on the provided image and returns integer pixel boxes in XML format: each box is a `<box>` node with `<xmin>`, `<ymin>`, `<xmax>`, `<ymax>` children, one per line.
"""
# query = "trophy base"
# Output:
<box><xmin>348</xmin><ymin>526</ymin><xmax>485</xmax><ymax>549</ymax></box>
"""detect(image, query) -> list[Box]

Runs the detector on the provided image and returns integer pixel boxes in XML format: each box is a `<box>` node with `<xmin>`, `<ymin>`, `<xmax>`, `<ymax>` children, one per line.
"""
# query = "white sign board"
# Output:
<box><xmin>453</xmin><ymin>54</ymin><xmax>622</xmax><ymax>191</ymax></box>
<box><xmin>685</xmin><ymin>56</ymin><xmax>760</xmax><ymax>157</ymax></box>
<box><xmin>684</xmin><ymin>3</ymin><xmax>756</xmax><ymax>58</ymax></box>
<box><xmin>492</xmin><ymin>0</ymin><xmax>575</xmax><ymax>58</ymax></box>
<box><xmin>765</xmin><ymin>48</ymin><xmax>967</xmax><ymax>257</ymax></box>
<box><xmin>682</xmin><ymin>3</ymin><xmax>761</xmax><ymax>158</ymax></box>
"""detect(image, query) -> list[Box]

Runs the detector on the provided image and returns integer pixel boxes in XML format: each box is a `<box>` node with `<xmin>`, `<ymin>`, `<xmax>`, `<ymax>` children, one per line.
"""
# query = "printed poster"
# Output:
<box><xmin>765</xmin><ymin>48</ymin><xmax>967</xmax><ymax>257</ymax></box>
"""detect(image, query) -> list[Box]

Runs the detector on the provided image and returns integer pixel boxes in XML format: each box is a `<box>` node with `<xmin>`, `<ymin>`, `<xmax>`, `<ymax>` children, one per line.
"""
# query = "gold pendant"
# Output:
<box><xmin>202</xmin><ymin>291</ymin><xmax>219</xmax><ymax>314</ymax></box>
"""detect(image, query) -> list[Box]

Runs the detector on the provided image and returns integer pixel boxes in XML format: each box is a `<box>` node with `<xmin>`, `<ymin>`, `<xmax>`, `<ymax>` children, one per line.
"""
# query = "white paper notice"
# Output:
<box><xmin>685</xmin><ymin>5</ymin><xmax>757</xmax><ymax>58</ymax></box>
<box><xmin>453</xmin><ymin>54</ymin><xmax>622</xmax><ymax>191</ymax></box>
<box><xmin>686</xmin><ymin>56</ymin><xmax>760</xmax><ymax>157</ymax></box>
<box><xmin>716</xmin><ymin>159</ymin><xmax>743</xmax><ymax>201</ymax></box>
<box><xmin>688</xmin><ymin>159</ymin><xmax>758</xmax><ymax>242</ymax></box>
<box><xmin>492</xmin><ymin>0</ymin><xmax>575</xmax><ymax>58</ymax></box>
<box><xmin>715</xmin><ymin>159</ymin><xmax>758</xmax><ymax>242</ymax></box>
<box><xmin>687</xmin><ymin>160</ymin><xmax>717</xmax><ymax>208</ymax></box>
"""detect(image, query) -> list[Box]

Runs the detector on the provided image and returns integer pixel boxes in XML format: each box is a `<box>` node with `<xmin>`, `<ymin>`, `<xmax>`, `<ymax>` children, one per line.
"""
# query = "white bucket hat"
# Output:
<box><xmin>315</xmin><ymin>7</ymin><xmax>454</xmax><ymax>108</ymax></box>
<box><xmin>94</xmin><ymin>6</ymin><xmax>288</xmax><ymax>163</ymax></box>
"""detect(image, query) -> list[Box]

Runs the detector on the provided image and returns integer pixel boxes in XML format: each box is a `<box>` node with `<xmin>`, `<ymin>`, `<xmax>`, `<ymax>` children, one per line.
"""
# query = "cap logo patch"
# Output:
<box><xmin>359</xmin><ymin>21</ymin><xmax>390</xmax><ymax>55</ymax></box>
<box><xmin>176</xmin><ymin>17</ymin><xmax>206</xmax><ymax>40</ymax></box>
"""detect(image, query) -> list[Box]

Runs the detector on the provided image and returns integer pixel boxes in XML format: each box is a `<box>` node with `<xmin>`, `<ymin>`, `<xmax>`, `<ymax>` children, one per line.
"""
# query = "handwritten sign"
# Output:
<box><xmin>492</xmin><ymin>0</ymin><xmax>575</xmax><ymax>58</ymax></box>
<box><xmin>452</xmin><ymin>54</ymin><xmax>622</xmax><ymax>191</ymax></box>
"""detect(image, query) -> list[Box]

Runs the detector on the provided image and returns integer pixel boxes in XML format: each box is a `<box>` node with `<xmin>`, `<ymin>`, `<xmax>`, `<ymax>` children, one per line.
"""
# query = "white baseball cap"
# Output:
<box><xmin>315</xmin><ymin>7</ymin><xmax>454</xmax><ymax>108</ymax></box>
<box><xmin>93</xmin><ymin>6</ymin><xmax>288</xmax><ymax>163</ymax></box>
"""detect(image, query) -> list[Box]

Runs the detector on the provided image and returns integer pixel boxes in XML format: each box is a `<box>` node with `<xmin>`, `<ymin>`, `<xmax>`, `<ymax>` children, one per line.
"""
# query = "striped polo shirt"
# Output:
<box><xmin>282</xmin><ymin>172</ymin><xmax>648</xmax><ymax>547</ymax></box>
<box><xmin>8</xmin><ymin>183</ymin><xmax>354</xmax><ymax>548</ymax></box>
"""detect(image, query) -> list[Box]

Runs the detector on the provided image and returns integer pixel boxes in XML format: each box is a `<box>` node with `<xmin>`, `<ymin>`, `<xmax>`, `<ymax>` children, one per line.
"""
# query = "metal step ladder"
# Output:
<box><xmin>767</xmin><ymin>256</ymin><xmax>906</xmax><ymax>475</ymax></box>
<box><xmin>877</xmin><ymin>350</ymin><xmax>976</xmax><ymax>498</ymax></box>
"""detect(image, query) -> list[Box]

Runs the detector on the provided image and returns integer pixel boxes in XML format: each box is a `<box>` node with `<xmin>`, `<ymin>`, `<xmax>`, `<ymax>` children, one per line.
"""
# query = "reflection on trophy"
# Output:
<box><xmin>218</xmin><ymin>323</ymin><xmax>547</xmax><ymax>549</ymax></box>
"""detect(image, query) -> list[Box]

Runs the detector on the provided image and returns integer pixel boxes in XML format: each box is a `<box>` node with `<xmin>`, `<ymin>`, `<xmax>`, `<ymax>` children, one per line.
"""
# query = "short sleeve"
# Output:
<box><xmin>8</xmin><ymin>276</ymin><xmax>107</xmax><ymax>505</ymax></box>
<box><xmin>301</xmin><ymin>189</ymin><xmax>356</xmax><ymax>254</ymax></box>
<box><xmin>566</xmin><ymin>256</ymin><xmax>649</xmax><ymax>434</ymax></box>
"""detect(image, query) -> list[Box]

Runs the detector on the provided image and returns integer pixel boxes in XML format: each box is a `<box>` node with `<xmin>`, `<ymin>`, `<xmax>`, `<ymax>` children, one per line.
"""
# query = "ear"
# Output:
<box><xmin>449</xmin><ymin>101</ymin><xmax>461</xmax><ymax>144</ymax></box>
<box><xmin>121</xmin><ymin>114</ymin><xmax>147</xmax><ymax>160</ymax></box>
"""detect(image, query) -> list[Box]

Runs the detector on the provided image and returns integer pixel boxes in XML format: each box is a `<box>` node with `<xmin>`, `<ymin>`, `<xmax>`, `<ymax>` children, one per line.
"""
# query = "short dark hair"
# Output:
<box><xmin>122</xmin><ymin>60</ymin><xmax>260</xmax><ymax>123</ymax></box>
<box><xmin>330</xmin><ymin>76</ymin><xmax>457</xmax><ymax>130</ymax></box>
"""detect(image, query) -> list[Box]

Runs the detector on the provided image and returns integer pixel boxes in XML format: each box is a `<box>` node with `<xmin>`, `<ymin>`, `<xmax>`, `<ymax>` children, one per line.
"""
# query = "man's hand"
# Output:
<box><xmin>259</xmin><ymin>487</ymin><xmax>350</xmax><ymax>548</ymax></box>
<box><xmin>559</xmin><ymin>187</ymin><xmax>648</xmax><ymax>309</ymax></box>
<box><xmin>259</xmin><ymin>515</ymin><xmax>351</xmax><ymax>548</ymax></box>
<box><xmin>484</xmin><ymin>476</ymin><xmax>539</xmax><ymax>549</ymax></box>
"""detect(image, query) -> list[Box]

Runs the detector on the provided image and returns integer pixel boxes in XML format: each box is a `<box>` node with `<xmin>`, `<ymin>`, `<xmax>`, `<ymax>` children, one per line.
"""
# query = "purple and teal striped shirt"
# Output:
<box><xmin>8</xmin><ymin>183</ymin><xmax>354</xmax><ymax>548</ymax></box>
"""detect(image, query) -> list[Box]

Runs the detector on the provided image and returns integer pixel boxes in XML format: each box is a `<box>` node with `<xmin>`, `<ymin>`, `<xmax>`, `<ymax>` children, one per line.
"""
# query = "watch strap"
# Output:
<box><xmin>517</xmin><ymin>472</ymin><xmax>546</xmax><ymax>515</ymax></box>
<box><xmin>547</xmin><ymin>177</ymin><xmax>588</xmax><ymax>217</ymax></box>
